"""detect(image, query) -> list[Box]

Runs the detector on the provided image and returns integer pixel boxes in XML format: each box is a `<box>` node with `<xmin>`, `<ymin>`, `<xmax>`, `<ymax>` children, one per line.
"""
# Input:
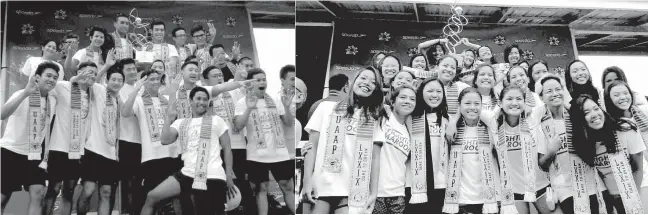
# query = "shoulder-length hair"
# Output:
<box><xmin>528</xmin><ymin>60</ymin><xmax>549</xmax><ymax>92</ymax></box>
<box><xmin>477</xmin><ymin>46</ymin><xmax>498</xmax><ymax>65</ymax></box>
<box><xmin>504</xmin><ymin>44</ymin><xmax>521</xmax><ymax>64</ymax></box>
<box><xmin>601</xmin><ymin>66</ymin><xmax>628</xmax><ymax>87</ymax></box>
<box><xmin>370</xmin><ymin>52</ymin><xmax>386</xmax><ymax>69</ymax></box>
<box><xmin>604</xmin><ymin>80</ymin><xmax>636</xmax><ymax>120</ymax></box>
<box><xmin>570</xmin><ymin>95</ymin><xmax>629</xmax><ymax>166</ymax></box>
<box><xmin>409</xmin><ymin>53</ymin><xmax>429</xmax><ymax>71</ymax></box>
<box><xmin>565</xmin><ymin>60</ymin><xmax>600</xmax><ymax>103</ymax></box>
<box><xmin>426</xmin><ymin>43</ymin><xmax>447</xmax><ymax>67</ymax></box>
<box><xmin>346</xmin><ymin>67</ymin><xmax>387</xmax><ymax>122</ymax></box>
<box><xmin>389</xmin><ymin>85</ymin><xmax>417</xmax><ymax>112</ymax></box>
<box><xmin>412</xmin><ymin>78</ymin><xmax>449</xmax><ymax>125</ymax></box>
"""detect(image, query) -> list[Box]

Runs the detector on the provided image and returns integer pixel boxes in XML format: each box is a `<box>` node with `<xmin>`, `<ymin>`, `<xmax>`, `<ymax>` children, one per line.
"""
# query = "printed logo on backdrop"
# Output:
<box><xmin>226</xmin><ymin>17</ymin><xmax>236</xmax><ymax>27</ymax></box>
<box><xmin>402</xmin><ymin>36</ymin><xmax>426</xmax><ymax>40</ymax></box>
<box><xmin>21</xmin><ymin>24</ymin><xmax>35</xmax><ymax>35</ymax></box>
<box><xmin>334</xmin><ymin>65</ymin><xmax>361</xmax><ymax>72</ymax></box>
<box><xmin>522</xmin><ymin>50</ymin><xmax>534</xmax><ymax>60</ymax></box>
<box><xmin>370</xmin><ymin>49</ymin><xmax>395</xmax><ymax>54</ymax></box>
<box><xmin>342</xmin><ymin>33</ymin><xmax>366</xmax><ymax>38</ymax></box>
<box><xmin>55</xmin><ymin>9</ymin><xmax>67</xmax><ymax>20</ymax></box>
<box><xmin>494</xmin><ymin>35</ymin><xmax>506</xmax><ymax>45</ymax></box>
<box><xmin>12</xmin><ymin>46</ymin><xmax>39</xmax><ymax>51</ymax></box>
<box><xmin>514</xmin><ymin>39</ymin><xmax>536</xmax><ymax>43</ymax></box>
<box><xmin>172</xmin><ymin>15</ymin><xmax>183</xmax><ymax>25</ymax></box>
<box><xmin>193</xmin><ymin>19</ymin><xmax>214</xmax><ymax>23</ymax></box>
<box><xmin>548</xmin><ymin>36</ymin><xmax>560</xmax><ymax>46</ymax></box>
<box><xmin>553</xmin><ymin>66</ymin><xmax>565</xmax><ymax>77</ymax></box>
<box><xmin>378</xmin><ymin>32</ymin><xmax>391</xmax><ymax>42</ymax></box>
<box><xmin>223</xmin><ymin>35</ymin><xmax>244</xmax><ymax>39</ymax></box>
<box><xmin>345</xmin><ymin>45</ymin><xmax>358</xmax><ymax>55</ymax></box>
<box><xmin>545</xmin><ymin>53</ymin><xmax>568</xmax><ymax>58</ymax></box>
<box><xmin>47</xmin><ymin>28</ymin><xmax>73</xmax><ymax>34</ymax></box>
<box><xmin>79</xmin><ymin>14</ymin><xmax>103</xmax><ymax>19</ymax></box>
<box><xmin>16</xmin><ymin>10</ymin><xmax>41</xmax><ymax>16</ymax></box>
<box><xmin>407</xmin><ymin>47</ymin><xmax>418</xmax><ymax>57</ymax></box>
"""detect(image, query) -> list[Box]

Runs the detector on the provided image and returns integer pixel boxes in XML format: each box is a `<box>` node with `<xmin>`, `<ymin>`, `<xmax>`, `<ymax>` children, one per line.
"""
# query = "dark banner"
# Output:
<box><xmin>328</xmin><ymin>19</ymin><xmax>576</xmax><ymax>79</ymax></box>
<box><xmin>4</xmin><ymin>1</ymin><xmax>254</xmax><ymax>95</ymax></box>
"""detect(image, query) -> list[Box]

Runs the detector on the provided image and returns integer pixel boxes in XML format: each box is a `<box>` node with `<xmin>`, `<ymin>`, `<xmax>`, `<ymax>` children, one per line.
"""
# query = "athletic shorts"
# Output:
<box><xmin>373</xmin><ymin>196</ymin><xmax>406</xmax><ymax>214</ymax></box>
<box><xmin>141</xmin><ymin>157</ymin><xmax>183</xmax><ymax>193</ymax></box>
<box><xmin>173</xmin><ymin>171</ymin><xmax>227</xmax><ymax>214</ymax></box>
<box><xmin>1</xmin><ymin>148</ymin><xmax>47</xmax><ymax>194</ymax></box>
<box><xmin>47</xmin><ymin>150</ymin><xmax>82</xmax><ymax>182</ymax></box>
<box><xmin>81</xmin><ymin>149</ymin><xmax>120</xmax><ymax>185</ymax></box>
<box><xmin>118</xmin><ymin>140</ymin><xmax>142</xmax><ymax>180</ymax></box>
<box><xmin>247</xmin><ymin>159</ymin><xmax>294</xmax><ymax>183</ymax></box>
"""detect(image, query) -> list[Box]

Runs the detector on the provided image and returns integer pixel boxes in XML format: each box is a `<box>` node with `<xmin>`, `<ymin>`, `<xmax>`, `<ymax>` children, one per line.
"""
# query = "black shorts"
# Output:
<box><xmin>513</xmin><ymin>185</ymin><xmax>549</xmax><ymax>201</ymax></box>
<box><xmin>118</xmin><ymin>140</ymin><xmax>142</xmax><ymax>180</ymax></box>
<box><xmin>141</xmin><ymin>157</ymin><xmax>183</xmax><ymax>193</ymax></box>
<box><xmin>172</xmin><ymin>172</ymin><xmax>227</xmax><ymax>214</ymax></box>
<box><xmin>47</xmin><ymin>150</ymin><xmax>82</xmax><ymax>182</ymax></box>
<box><xmin>232</xmin><ymin>149</ymin><xmax>247</xmax><ymax>181</ymax></box>
<box><xmin>81</xmin><ymin>149</ymin><xmax>120</xmax><ymax>185</ymax></box>
<box><xmin>247</xmin><ymin>159</ymin><xmax>294</xmax><ymax>183</ymax></box>
<box><xmin>1</xmin><ymin>148</ymin><xmax>47</xmax><ymax>195</ymax></box>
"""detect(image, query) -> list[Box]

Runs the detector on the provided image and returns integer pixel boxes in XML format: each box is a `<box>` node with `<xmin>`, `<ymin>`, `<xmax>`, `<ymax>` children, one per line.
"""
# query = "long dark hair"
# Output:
<box><xmin>409</xmin><ymin>53</ymin><xmax>429</xmax><ymax>71</ymax></box>
<box><xmin>462</xmin><ymin>49</ymin><xmax>477</xmax><ymax>69</ymax></box>
<box><xmin>88</xmin><ymin>26</ymin><xmax>113</xmax><ymax>63</ymax></box>
<box><xmin>565</xmin><ymin>60</ymin><xmax>600</xmax><ymax>104</ymax></box>
<box><xmin>504</xmin><ymin>44</ymin><xmax>521</xmax><ymax>64</ymax></box>
<box><xmin>426</xmin><ymin>43</ymin><xmax>447</xmax><ymax>67</ymax></box>
<box><xmin>528</xmin><ymin>60</ymin><xmax>549</xmax><ymax>92</ymax></box>
<box><xmin>472</xmin><ymin>64</ymin><xmax>499</xmax><ymax>105</ymax></box>
<box><xmin>346</xmin><ymin>67</ymin><xmax>387</xmax><ymax>122</ymax></box>
<box><xmin>477</xmin><ymin>46</ymin><xmax>498</xmax><ymax>65</ymax></box>
<box><xmin>370</xmin><ymin>52</ymin><xmax>386</xmax><ymax>69</ymax></box>
<box><xmin>389</xmin><ymin>85</ymin><xmax>417</xmax><ymax>113</ymax></box>
<box><xmin>455</xmin><ymin>87</ymin><xmax>482</xmax><ymax>129</ymax></box>
<box><xmin>497</xmin><ymin>85</ymin><xmax>527</xmax><ymax>127</ymax></box>
<box><xmin>604</xmin><ymin>80</ymin><xmax>635</xmax><ymax>120</ymax></box>
<box><xmin>412</xmin><ymin>78</ymin><xmax>449</xmax><ymax>125</ymax></box>
<box><xmin>601</xmin><ymin>66</ymin><xmax>628</xmax><ymax>88</ymax></box>
<box><xmin>570</xmin><ymin>95</ymin><xmax>627</xmax><ymax>166</ymax></box>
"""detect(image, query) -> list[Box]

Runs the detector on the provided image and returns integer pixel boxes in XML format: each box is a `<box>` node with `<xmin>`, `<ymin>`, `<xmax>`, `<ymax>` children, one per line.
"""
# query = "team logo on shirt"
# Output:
<box><xmin>378</xmin><ymin>32</ymin><xmax>391</xmax><ymax>42</ymax></box>
<box><xmin>21</xmin><ymin>24</ymin><xmax>35</xmax><ymax>35</ymax></box>
<box><xmin>522</xmin><ymin>50</ymin><xmax>534</xmax><ymax>60</ymax></box>
<box><xmin>494</xmin><ymin>35</ymin><xmax>506</xmax><ymax>45</ymax></box>
<box><xmin>548</xmin><ymin>36</ymin><xmax>560</xmax><ymax>46</ymax></box>
<box><xmin>593</xmin><ymin>154</ymin><xmax>610</xmax><ymax>167</ymax></box>
<box><xmin>55</xmin><ymin>9</ymin><xmax>67</xmax><ymax>20</ymax></box>
<box><xmin>226</xmin><ymin>17</ymin><xmax>236</xmax><ymax>27</ymax></box>
<box><xmin>407</xmin><ymin>47</ymin><xmax>418</xmax><ymax>57</ymax></box>
<box><xmin>172</xmin><ymin>15</ymin><xmax>183</xmax><ymax>25</ymax></box>
<box><xmin>506</xmin><ymin>135</ymin><xmax>521</xmax><ymax>150</ymax></box>
<box><xmin>345</xmin><ymin>45</ymin><xmax>358</xmax><ymax>55</ymax></box>
<box><xmin>463</xmin><ymin>139</ymin><xmax>479</xmax><ymax>153</ymax></box>
<box><xmin>385</xmin><ymin>127</ymin><xmax>410</xmax><ymax>154</ymax></box>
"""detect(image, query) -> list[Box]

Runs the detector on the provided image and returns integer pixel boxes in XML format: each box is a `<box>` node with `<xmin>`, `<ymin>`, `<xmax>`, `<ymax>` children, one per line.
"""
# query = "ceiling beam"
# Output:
<box><xmin>413</xmin><ymin>3</ymin><xmax>420</xmax><ymax>22</ymax></box>
<box><xmin>618</xmin><ymin>39</ymin><xmax>648</xmax><ymax>50</ymax></box>
<box><xmin>497</xmin><ymin>7</ymin><xmax>512</xmax><ymax>23</ymax></box>
<box><xmin>317</xmin><ymin>1</ymin><xmax>345</xmax><ymax>18</ymax></box>
<box><xmin>628</xmin><ymin>14</ymin><xmax>648</xmax><ymax>26</ymax></box>
<box><xmin>571</xmin><ymin>24</ymin><xmax>648</xmax><ymax>36</ymax></box>
<box><xmin>245</xmin><ymin>1</ymin><xmax>294</xmax><ymax>15</ymax></box>
<box><xmin>568</xmin><ymin>9</ymin><xmax>598</xmax><ymax>24</ymax></box>
<box><xmin>579</xmin><ymin>34</ymin><xmax>614</xmax><ymax>46</ymax></box>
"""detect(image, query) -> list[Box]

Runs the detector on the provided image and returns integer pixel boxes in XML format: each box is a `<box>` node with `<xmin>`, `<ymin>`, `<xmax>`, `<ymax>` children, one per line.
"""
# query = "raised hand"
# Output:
<box><xmin>25</xmin><ymin>75</ymin><xmax>39</xmax><ymax>94</ymax></box>
<box><xmin>282</xmin><ymin>88</ymin><xmax>295</xmax><ymax>107</ymax></box>
<box><xmin>106</xmin><ymin>48</ymin><xmax>117</xmax><ymax>66</ymax></box>
<box><xmin>246</xmin><ymin>93</ymin><xmax>257</xmax><ymax>109</ymax></box>
<box><xmin>169</xmin><ymin>75</ymin><xmax>182</xmax><ymax>92</ymax></box>
<box><xmin>67</xmin><ymin>41</ymin><xmax>79</xmax><ymax>56</ymax></box>
<box><xmin>208</xmin><ymin>23</ymin><xmax>217</xmax><ymax>39</ymax></box>
<box><xmin>135</xmin><ymin>75</ymin><xmax>148</xmax><ymax>90</ymax></box>
<box><xmin>232</xmin><ymin>41</ymin><xmax>241</xmax><ymax>57</ymax></box>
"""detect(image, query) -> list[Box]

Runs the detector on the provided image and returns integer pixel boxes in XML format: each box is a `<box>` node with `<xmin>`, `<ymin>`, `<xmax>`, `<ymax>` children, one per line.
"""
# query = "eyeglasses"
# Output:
<box><xmin>193</xmin><ymin>34</ymin><xmax>205</xmax><ymax>38</ymax></box>
<box><xmin>175</xmin><ymin>35</ymin><xmax>187</xmax><ymax>38</ymax></box>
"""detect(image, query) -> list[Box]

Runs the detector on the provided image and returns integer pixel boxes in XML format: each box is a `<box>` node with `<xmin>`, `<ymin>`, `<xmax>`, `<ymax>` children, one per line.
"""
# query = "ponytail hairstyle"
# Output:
<box><xmin>496</xmin><ymin>85</ymin><xmax>527</xmax><ymax>128</ymax></box>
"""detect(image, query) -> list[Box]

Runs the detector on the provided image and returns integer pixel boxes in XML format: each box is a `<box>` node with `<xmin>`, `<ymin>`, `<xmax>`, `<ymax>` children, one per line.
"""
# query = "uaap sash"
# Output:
<box><xmin>409</xmin><ymin>114</ymin><xmax>427</xmax><ymax>203</ymax></box>
<box><xmin>247</xmin><ymin>94</ymin><xmax>286</xmax><ymax>151</ymax></box>
<box><xmin>177</xmin><ymin>116</ymin><xmax>213</xmax><ymax>190</ymax></box>
<box><xmin>103</xmin><ymin>92</ymin><xmax>120</xmax><ymax>159</ymax></box>
<box><xmin>28</xmin><ymin>90</ymin><xmax>51</xmax><ymax>160</ymax></box>
<box><xmin>607</xmin><ymin>132</ymin><xmax>644</xmax><ymax>214</ymax></box>
<box><xmin>142</xmin><ymin>91</ymin><xmax>169</xmax><ymax>146</ymax></box>
<box><xmin>177</xmin><ymin>85</ymin><xmax>193</xmax><ymax>119</ymax></box>
<box><xmin>68</xmin><ymin>83</ymin><xmax>90</xmax><ymax>159</ymax></box>
<box><xmin>446</xmin><ymin>83</ymin><xmax>459</xmax><ymax>115</ymax></box>
<box><xmin>631</xmin><ymin>105</ymin><xmax>648</xmax><ymax>145</ymax></box>
<box><xmin>348</xmin><ymin>110</ymin><xmax>377</xmax><ymax>214</ymax></box>
<box><xmin>111</xmin><ymin>32</ymin><xmax>134</xmax><ymax>59</ymax></box>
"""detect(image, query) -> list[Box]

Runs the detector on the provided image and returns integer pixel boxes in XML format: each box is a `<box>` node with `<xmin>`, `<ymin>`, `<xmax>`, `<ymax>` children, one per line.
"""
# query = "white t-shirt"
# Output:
<box><xmin>21</xmin><ymin>57</ymin><xmax>64</xmax><ymax>81</ymax></box>
<box><xmin>481</xmin><ymin>94</ymin><xmax>499</xmax><ymax>113</ymax></box>
<box><xmin>594</xmin><ymin>130</ymin><xmax>646</xmax><ymax>195</ymax></box>
<box><xmin>49</xmin><ymin>82</ymin><xmax>101</xmax><ymax>155</ymax></box>
<box><xmin>458</xmin><ymin>126</ymin><xmax>499</xmax><ymax>204</ymax></box>
<box><xmin>536</xmin><ymin>118</ymin><xmax>605</xmax><ymax>201</ymax></box>
<box><xmin>73</xmin><ymin>48</ymin><xmax>104</xmax><ymax>68</ymax></box>
<box><xmin>378</xmin><ymin>112</ymin><xmax>411</xmax><ymax>197</ymax></box>
<box><xmin>0</xmin><ymin>89</ymin><xmax>57</xmax><ymax>155</ymax></box>
<box><xmin>503</xmin><ymin>122</ymin><xmax>550</xmax><ymax>194</ymax></box>
<box><xmin>305</xmin><ymin>101</ymin><xmax>386</xmax><ymax>197</ymax></box>
<box><xmin>235</xmin><ymin>95</ymin><xmax>290</xmax><ymax>163</ymax></box>
<box><xmin>151</xmin><ymin>43</ymin><xmax>179</xmax><ymax>61</ymax></box>
<box><xmin>118</xmin><ymin>83</ymin><xmax>142</xmax><ymax>143</ymax></box>
<box><xmin>132</xmin><ymin>95</ymin><xmax>180</xmax><ymax>163</ymax></box>
<box><xmin>171</xmin><ymin>116</ymin><xmax>229</xmax><ymax>180</ymax></box>
<box><xmin>84</xmin><ymin>85</ymin><xmax>119</xmax><ymax>160</ymax></box>
<box><xmin>211</xmin><ymin>89</ymin><xmax>245</xmax><ymax>149</ymax></box>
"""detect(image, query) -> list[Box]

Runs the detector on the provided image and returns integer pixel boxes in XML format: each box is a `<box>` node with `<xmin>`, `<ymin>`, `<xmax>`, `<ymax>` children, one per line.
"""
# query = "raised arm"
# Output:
<box><xmin>280</xmin><ymin>89</ymin><xmax>295</xmax><ymax>126</ymax></box>
<box><xmin>461</xmin><ymin>38</ymin><xmax>482</xmax><ymax>49</ymax></box>
<box><xmin>302</xmin><ymin>130</ymin><xmax>319</xmax><ymax>203</ymax></box>
<box><xmin>209</xmin><ymin>79</ymin><xmax>255</xmax><ymax>98</ymax></box>
<box><xmin>121</xmin><ymin>77</ymin><xmax>147</xmax><ymax>117</ymax></box>
<box><xmin>234</xmin><ymin>95</ymin><xmax>257</xmax><ymax>130</ymax></box>
<box><xmin>1</xmin><ymin>77</ymin><xmax>37</xmax><ymax>120</ymax></box>
<box><xmin>64</xmin><ymin>41</ymin><xmax>80</xmax><ymax>80</ymax></box>
<box><xmin>96</xmin><ymin>49</ymin><xmax>117</xmax><ymax>82</ymax></box>
<box><xmin>418</xmin><ymin>38</ymin><xmax>448</xmax><ymax>53</ymax></box>
<box><xmin>160</xmin><ymin>106</ymin><xmax>179</xmax><ymax>145</ymax></box>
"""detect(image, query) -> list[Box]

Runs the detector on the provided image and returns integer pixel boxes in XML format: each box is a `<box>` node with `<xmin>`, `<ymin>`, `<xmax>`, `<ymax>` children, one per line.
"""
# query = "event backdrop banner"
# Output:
<box><xmin>4</xmin><ymin>1</ymin><xmax>254</xmax><ymax>95</ymax></box>
<box><xmin>328</xmin><ymin>19</ymin><xmax>576</xmax><ymax>80</ymax></box>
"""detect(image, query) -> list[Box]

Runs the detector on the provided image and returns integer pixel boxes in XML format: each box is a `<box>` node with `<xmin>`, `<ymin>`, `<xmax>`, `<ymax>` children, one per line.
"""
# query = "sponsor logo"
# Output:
<box><xmin>172</xmin><ymin>15</ymin><xmax>183</xmax><ymax>25</ymax></box>
<box><xmin>545</xmin><ymin>53</ymin><xmax>568</xmax><ymax>58</ymax></box>
<box><xmin>341</xmin><ymin>33</ymin><xmax>366</xmax><ymax>38</ymax></box>
<box><xmin>378</xmin><ymin>32</ymin><xmax>391</xmax><ymax>42</ymax></box>
<box><xmin>21</xmin><ymin>24</ymin><xmax>35</xmax><ymax>35</ymax></box>
<box><xmin>193</xmin><ymin>19</ymin><xmax>214</xmax><ymax>23</ymax></box>
<box><xmin>369</xmin><ymin>49</ymin><xmax>394</xmax><ymax>54</ymax></box>
<box><xmin>54</xmin><ymin>9</ymin><xmax>67</xmax><ymax>20</ymax></box>
<box><xmin>494</xmin><ymin>35</ymin><xmax>506</xmax><ymax>45</ymax></box>
<box><xmin>47</xmin><ymin>28</ymin><xmax>73</xmax><ymax>33</ymax></box>
<box><xmin>226</xmin><ymin>17</ymin><xmax>236</xmax><ymax>27</ymax></box>
<box><xmin>16</xmin><ymin>10</ymin><xmax>41</xmax><ymax>15</ymax></box>
<box><xmin>522</xmin><ymin>50</ymin><xmax>534</xmax><ymax>60</ymax></box>
<box><xmin>79</xmin><ymin>14</ymin><xmax>103</xmax><ymax>18</ymax></box>
<box><xmin>548</xmin><ymin>36</ymin><xmax>560</xmax><ymax>46</ymax></box>
<box><xmin>12</xmin><ymin>46</ymin><xmax>40</xmax><ymax>51</ymax></box>
<box><xmin>223</xmin><ymin>35</ymin><xmax>244</xmax><ymax>39</ymax></box>
<box><xmin>514</xmin><ymin>39</ymin><xmax>536</xmax><ymax>43</ymax></box>
<box><xmin>334</xmin><ymin>66</ymin><xmax>359</xmax><ymax>71</ymax></box>
<box><xmin>345</xmin><ymin>45</ymin><xmax>358</xmax><ymax>55</ymax></box>
<box><xmin>402</xmin><ymin>36</ymin><xmax>426</xmax><ymax>40</ymax></box>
